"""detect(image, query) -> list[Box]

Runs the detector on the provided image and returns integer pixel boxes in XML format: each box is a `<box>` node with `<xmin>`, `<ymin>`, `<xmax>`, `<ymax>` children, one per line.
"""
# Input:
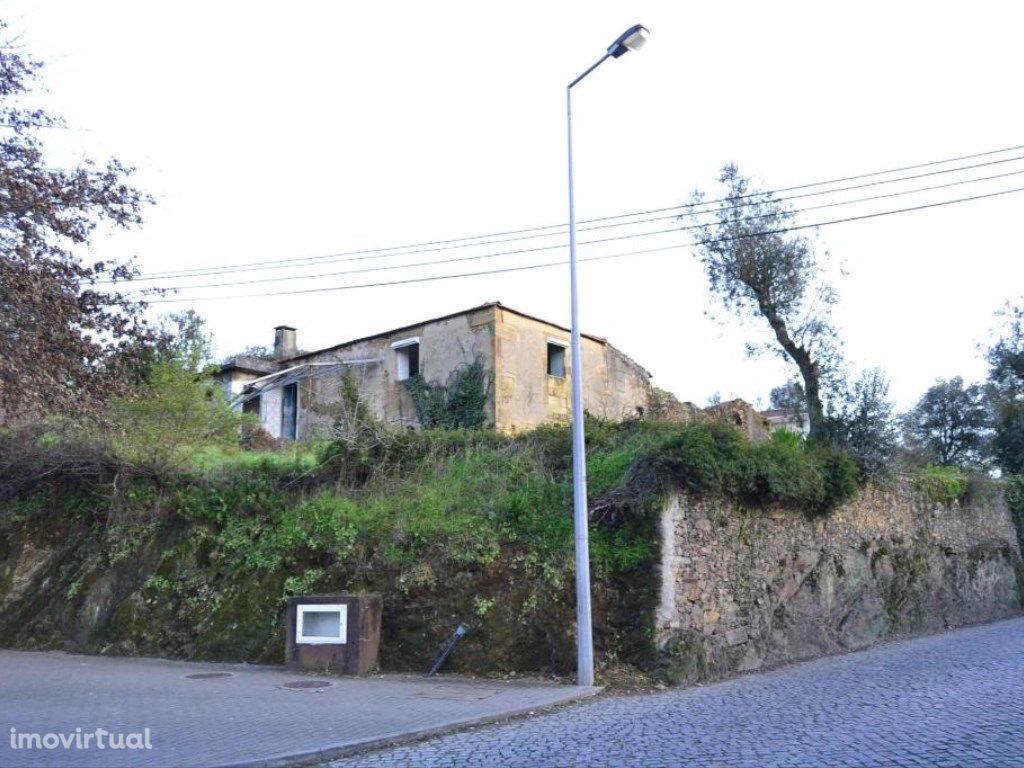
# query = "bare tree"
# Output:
<box><xmin>688</xmin><ymin>165</ymin><xmax>841</xmax><ymax>439</ymax></box>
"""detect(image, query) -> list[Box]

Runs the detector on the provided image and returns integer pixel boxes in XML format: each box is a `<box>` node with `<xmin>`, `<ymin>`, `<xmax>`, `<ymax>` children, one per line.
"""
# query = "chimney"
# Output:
<box><xmin>274</xmin><ymin>325</ymin><xmax>297</xmax><ymax>359</ymax></box>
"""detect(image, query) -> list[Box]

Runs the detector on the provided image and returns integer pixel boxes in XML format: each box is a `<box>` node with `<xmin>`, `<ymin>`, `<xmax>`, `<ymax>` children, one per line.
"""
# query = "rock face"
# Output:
<box><xmin>655</xmin><ymin>484</ymin><xmax>1023</xmax><ymax>685</ymax></box>
<box><xmin>2</xmin><ymin>477</ymin><xmax>1020</xmax><ymax>684</ymax></box>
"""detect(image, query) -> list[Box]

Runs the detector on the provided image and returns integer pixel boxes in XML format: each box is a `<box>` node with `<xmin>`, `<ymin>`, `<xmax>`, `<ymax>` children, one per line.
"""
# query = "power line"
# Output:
<box><xmin>136</xmin><ymin>167</ymin><xmax>1024</xmax><ymax>293</ymax></box>
<box><xmin>143</xmin><ymin>183</ymin><xmax>1024</xmax><ymax>305</ymax></box>
<box><xmin>130</xmin><ymin>151</ymin><xmax>1024</xmax><ymax>281</ymax></box>
<box><xmin>120</xmin><ymin>143</ymin><xmax>1024</xmax><ymax>282</ymax></box>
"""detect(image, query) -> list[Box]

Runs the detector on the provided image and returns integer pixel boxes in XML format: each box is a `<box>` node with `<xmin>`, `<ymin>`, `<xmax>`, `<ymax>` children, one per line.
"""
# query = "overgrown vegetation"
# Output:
<box><xmin>102</xmin><ymin>311</ymin><xmax>248</xmax><ymax>469</ymax></box>
<box><xmin>631</xmin><ymin>423</ymin><xmax>858</xmax><ymax>516</ymax></box>
<box><xmin>1005</xmin><ymin>475</ymin><xmax>1024</xmax><ymax>557</ymax></box>
<box><xmin>0</xmin><ymin>410</ymin><xmax>861</xmax><ymax>679</ymax></box>
<box><xmin>913</xmin><ymin>465</ymin><xmax>969</xmax><ymax>506</ymax></box>
<box><xmin>403</xmin><ymin>360</ymin><xmax>489</xmax><ymax>429</ymax></box>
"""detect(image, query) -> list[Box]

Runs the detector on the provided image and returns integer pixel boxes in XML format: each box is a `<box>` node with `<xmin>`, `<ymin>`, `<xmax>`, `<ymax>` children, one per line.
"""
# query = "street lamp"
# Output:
<box><xmin>566</xmin><ymin>23</ymin><xmax>649</xmax><ymax>688</ymax></box>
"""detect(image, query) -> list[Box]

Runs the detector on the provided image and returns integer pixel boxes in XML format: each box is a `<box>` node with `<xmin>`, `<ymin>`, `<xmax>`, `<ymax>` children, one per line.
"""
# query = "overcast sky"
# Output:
<box><xmin>7</xmin><ymin>1</ymin><xmax>1024</xmax><ymax>410</ymax></box>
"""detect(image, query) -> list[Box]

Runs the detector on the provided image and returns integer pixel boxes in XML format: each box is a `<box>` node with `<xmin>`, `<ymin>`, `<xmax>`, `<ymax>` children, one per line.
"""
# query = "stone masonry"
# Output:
<box><xmin>656</xmin><ymin>482</ymin><xmax>1023</xmax><ymax>685</ymax></box>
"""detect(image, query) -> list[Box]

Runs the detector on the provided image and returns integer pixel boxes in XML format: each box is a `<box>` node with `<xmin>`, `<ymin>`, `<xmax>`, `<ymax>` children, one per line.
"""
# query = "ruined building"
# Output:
<box><xmin>216</xmin><ymin>302</ymin><xmax>652</xmax><ymax>440</ymax></box>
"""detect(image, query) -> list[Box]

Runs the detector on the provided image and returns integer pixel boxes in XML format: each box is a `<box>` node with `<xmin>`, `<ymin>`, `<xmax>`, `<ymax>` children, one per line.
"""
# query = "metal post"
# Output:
<box><xmin>566</xmin><ymin>81</ymin><xmax>594</xmax><ymax>688</ymax></box>
<box><xmin>564</xmin><ymin>24</ymin><xmax>646</xmax><ymax>687</ymax></box>
<box><xmin>566</xmin><ymin>52</ymin><xmax>608</xmax><ymax>687</ymax></box>
<box><xmin>425</xmin><ymin>623</ymin><xmax>468</xmax><ymax>677</ymax></box>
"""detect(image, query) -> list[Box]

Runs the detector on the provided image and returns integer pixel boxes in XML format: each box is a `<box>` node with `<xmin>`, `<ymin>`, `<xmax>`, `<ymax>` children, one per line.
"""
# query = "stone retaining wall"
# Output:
<box><xmin>655</xmin><ymin>483</ymin><xmax>1023</xmax><ymax>685</ymax></box>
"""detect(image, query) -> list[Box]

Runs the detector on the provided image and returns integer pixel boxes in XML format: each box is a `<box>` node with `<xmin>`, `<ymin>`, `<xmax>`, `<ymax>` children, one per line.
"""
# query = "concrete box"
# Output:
<box><xmin>285</xmin><ymin>594</ymin><xmax>382</xmax><ymax>676</ymax></box>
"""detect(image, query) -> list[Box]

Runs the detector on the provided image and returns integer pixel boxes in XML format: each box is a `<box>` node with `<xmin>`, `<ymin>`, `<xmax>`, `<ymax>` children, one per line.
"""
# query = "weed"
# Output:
<box><xmin>914</xmin><ymin>466</ymin><xmax>969</xmax><ymax>505</ymax></box>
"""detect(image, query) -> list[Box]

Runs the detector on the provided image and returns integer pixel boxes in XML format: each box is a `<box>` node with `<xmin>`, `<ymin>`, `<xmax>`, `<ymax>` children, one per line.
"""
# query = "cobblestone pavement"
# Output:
<box><xmin>0</xmin><ymin>652</ymin><xmax>596</xmax><ymax>768</ymax></box>
<box><xmin>331</xmin><ymin>617</ymin><xmax>1024</xmax><ymax>768</ymax></box>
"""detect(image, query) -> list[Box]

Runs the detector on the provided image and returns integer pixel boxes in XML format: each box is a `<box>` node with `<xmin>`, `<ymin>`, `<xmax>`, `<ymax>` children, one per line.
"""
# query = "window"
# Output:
<box><xmin>296</xmin><ymin>604</ymin><xmax>348</xmax><ymax>645</ymax></box>
<box><xmin>547</xmin><ymin>342</ymin><xmax>566</xmax><ymax>378</ymax></box>
<box><xmin>392</xmin><ymin>338</ymin><xmax>420</xmax><ymax>380</ymax></box>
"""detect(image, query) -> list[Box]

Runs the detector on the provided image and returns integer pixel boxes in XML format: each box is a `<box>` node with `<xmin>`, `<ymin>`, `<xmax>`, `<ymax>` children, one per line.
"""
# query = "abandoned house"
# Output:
<box><xmin>761</xmin><ymin>407</ymin><xmax>811</xmax><ymax>437</ymax></box>
<box><xmin>216</xmin><ymin>302</ymin><xmax>653</xmax><ymax>440</ymax></box>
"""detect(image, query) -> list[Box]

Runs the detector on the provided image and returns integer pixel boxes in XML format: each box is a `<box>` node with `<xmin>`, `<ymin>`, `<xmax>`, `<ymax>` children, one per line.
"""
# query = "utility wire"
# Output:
<box><xmin>120</xmin><ymin>143</ymin><xmax>1024</xmax><ymax>282</ymax></box>
<box><xmin>143</xmin><ymin>183</ymin><xmax>1024</xmax><ymax>305</ymax></box>
<box><xmin>137</xmin><ymin>167</ymin><xmax>1024</xmax><ymax>293</ymax></box>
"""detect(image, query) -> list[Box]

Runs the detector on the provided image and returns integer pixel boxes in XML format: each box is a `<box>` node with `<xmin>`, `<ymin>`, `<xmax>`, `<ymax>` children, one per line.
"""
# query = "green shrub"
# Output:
<box><xmin>655</xmin><ymin>421</ymin><xmax>747</xmax><ymax>495</ymax></box>
<box><xmin>747</xmin><ymin>431</ymin><xmax>817</xmax><ymax>503</ymax></box>
<box><xmin>1004</xmin><ymin>475</ymin><xmax>1024</xmax><ymax>556</ymax></box>
<box><xmin>642</xmin><ymin>421</ymin><xmax>858</xmax><ymax>516</ymax></box>
<box><xmin>914</xmin><ymin>465</ymin><xmax>969</xmax><ymax>505</ymax></box>
<box><xmin>810</xmin><ymin>442</ymin><xmax>861</xmax><ymax>515</ymax></box>
<box><xmin>106</xmin><ymin>360</ymin><xmax>244</xmax><ymax>469</ymax></box>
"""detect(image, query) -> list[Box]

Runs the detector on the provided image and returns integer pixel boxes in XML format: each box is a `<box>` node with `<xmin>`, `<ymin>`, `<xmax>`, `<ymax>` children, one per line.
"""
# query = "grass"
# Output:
<box><xmin>913</xmin><ymin>465</ymin><xmax>969</xmax><ymax>505</ymax></box>
<box><xmin>1</xmin><ymin>415</ymin><xmax>864</xmax><ymax>677</ymax></box>
<box><xmin>189</xmin><ymin>444</ymin><xmax>321</xmax><ymax>473</ymax></box>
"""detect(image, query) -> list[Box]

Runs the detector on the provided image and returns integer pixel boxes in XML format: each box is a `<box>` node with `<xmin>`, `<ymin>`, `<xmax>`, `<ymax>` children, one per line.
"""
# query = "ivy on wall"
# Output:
<box><xmin>404</xmin><ymin>360</ymin><xmax>489</xmax><ymax>429</ymax></box>
<box><xmin>1006</xmin><ymin>475</ymin><xmax>1024</xmax><ymax>557</ymax></box>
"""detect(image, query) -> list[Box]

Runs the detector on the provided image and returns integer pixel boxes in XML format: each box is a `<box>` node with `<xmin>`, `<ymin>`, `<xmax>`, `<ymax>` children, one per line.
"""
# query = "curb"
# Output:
<box><xmin>214</xmin><ymin>686</ymin><xmax>603</xmax><ymax>768</ymax></box>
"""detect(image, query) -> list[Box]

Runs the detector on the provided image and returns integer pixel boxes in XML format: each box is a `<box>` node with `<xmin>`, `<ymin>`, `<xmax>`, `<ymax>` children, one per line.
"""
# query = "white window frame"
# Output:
<box><xmin>392</xmin><ymin>337</ymin><xmax>420</xmax><ymax>381</ymax></box>
<box><xmin>296</xmin><ymin>603</ymin><xmax>348</xmax><ymax>645</ymax></box>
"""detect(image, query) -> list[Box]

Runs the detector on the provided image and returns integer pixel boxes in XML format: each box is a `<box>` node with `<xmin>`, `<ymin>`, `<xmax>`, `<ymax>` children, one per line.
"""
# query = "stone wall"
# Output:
<box><xmin>270</xmin><ymin>304</ymin><xmax>651</xmax><ymax>438</ymax></box>
<box><xmin>492</xmin><ymin>308</ymin><xmax>652</xmax><ymax>433</ymax></box>
<box><xmin>295</xmin><ymin>308</ymin><xmax>496</xmax><ymax>439</ymax></box>
<box><xmin>655</xmin><ymin>484</ymin><xmax>1023</xmax><ymax>685</ymax></box>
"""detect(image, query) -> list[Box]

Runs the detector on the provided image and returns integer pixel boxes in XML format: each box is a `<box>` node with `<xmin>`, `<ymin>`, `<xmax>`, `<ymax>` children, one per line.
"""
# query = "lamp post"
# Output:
<box><xmin>566</xmin><ymin>24</ymin><xmax>648</xmax><ymax>688</ymax></box>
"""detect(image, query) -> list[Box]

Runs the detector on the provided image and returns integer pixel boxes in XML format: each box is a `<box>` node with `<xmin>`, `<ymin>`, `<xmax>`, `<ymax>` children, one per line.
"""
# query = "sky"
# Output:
<box><xmin>6</xmin><ymin>1</ymin><xmax>1024</xmax><ymax>410</ymax></box>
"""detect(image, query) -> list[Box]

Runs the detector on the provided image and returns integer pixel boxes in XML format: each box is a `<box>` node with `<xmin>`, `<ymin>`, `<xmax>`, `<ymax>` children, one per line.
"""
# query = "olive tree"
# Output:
<box><xmin>688</xmin><ymin>165</ymin><xmax>841</xmax><ymax>439</ymax></box>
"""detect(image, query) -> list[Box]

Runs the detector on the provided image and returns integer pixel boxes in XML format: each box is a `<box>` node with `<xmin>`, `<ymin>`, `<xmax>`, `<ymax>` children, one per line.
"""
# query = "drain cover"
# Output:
<box><xmin>282</xmin><ymin>680</ymin><xmax>332</xmax><ymax>690</ymax></box>
<box><xmin>185</xmin><ymin>672</ymin><xmax>233</xmax><ymax>680</ymax></box>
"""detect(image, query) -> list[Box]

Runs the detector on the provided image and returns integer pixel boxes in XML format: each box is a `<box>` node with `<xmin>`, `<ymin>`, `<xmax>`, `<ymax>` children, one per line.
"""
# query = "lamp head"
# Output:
<box><xmin>607</xmin><ymin>24</ymin><xmax>649</xmax><ymax>58</ymax></box>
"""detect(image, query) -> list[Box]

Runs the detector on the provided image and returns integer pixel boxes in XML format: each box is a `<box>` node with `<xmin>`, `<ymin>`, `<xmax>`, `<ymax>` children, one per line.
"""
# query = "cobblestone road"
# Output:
<box><xmin>332</xmin><ymin>617</ymin><xmax>1024</xmax><ymax>768</ymax></box>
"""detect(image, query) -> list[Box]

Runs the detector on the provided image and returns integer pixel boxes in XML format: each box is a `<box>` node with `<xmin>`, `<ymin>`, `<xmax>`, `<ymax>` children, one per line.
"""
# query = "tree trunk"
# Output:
<box><xmin>759</xmin><ymin>301</ymin><xmax>827</xmax><ymax>440</ymax></box>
